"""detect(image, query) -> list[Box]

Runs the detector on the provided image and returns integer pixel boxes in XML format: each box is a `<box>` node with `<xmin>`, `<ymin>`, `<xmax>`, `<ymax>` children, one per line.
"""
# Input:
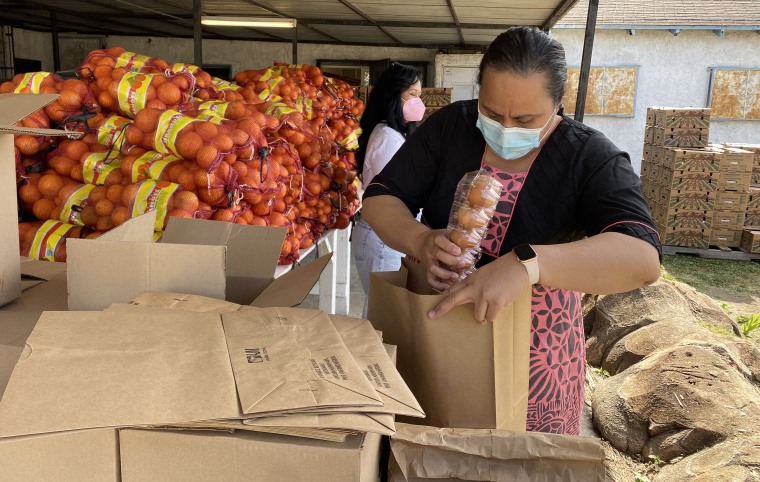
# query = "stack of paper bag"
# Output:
<box><xmin>0</xmin><ymin>292</ymin><xmax>424</xmax><ymax>445</ymax></box>
<box><xmin>389</xmin><ymin>423</ymin><xmax>606</xmax><ymax>482</ymax></box>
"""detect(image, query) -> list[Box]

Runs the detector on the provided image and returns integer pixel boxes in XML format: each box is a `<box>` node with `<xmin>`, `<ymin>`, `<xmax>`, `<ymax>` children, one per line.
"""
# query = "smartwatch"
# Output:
<box><xmin>513</xmin><ymin>244</ymin><xmax>539</xmax><ymax>285</ymax></box>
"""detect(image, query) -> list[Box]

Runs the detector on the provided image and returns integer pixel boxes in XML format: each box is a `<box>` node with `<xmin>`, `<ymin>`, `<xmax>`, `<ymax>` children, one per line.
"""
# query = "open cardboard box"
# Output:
<box><xmin>67</xmin><ymin>211</ymin><xmax>331</xmax><ymax>310</ymax></box>
<box><xmin>0</xmin><ymin>93</ymin><xmax>82</xmax><ymax>307</ymax></box>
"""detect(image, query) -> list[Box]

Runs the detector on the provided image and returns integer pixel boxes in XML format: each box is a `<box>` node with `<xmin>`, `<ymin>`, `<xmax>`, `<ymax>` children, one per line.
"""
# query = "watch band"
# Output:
<box><xmin>513</xmin><ymin>244</ymin><xmax>539</xmax><ymax>285</ymax></box>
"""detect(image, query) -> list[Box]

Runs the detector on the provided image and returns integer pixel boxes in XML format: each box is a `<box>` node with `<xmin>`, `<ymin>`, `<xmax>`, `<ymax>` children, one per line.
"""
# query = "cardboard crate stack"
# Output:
<box><xmin>642</xmin><ymin>107</ymin><xmax>716</xmax><ymax>249</ymax></box>
<box><xmin>706</xmin><ymin>144</ymin><xmax>753</xmax><ymax>248</ymax></box>
<box><xmin>741</xmin><ymin>185</ymin><xmax>760</xmax><ymax>253</ymax></box>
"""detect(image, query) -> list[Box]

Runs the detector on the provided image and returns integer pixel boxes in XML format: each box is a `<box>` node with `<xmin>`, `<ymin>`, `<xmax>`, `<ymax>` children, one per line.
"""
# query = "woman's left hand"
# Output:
<box><xmin>427</xmin><ymin>252</ymin><xmax>530</xmax><ymax>324</ymax></box>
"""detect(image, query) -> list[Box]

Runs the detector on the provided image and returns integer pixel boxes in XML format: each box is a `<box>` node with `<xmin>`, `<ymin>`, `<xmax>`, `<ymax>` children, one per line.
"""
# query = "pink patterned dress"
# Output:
<box><xmin>480</xmin><ymin>163</ymin><xmax>585</xmax><ymax>435</ymax></box>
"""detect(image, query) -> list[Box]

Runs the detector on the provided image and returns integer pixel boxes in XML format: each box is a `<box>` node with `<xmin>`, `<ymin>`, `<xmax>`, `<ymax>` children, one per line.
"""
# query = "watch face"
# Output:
<box><xmin>513</xmin><ymin>244</ymin><xmax>537</xmax><ymax>261</ymax></box>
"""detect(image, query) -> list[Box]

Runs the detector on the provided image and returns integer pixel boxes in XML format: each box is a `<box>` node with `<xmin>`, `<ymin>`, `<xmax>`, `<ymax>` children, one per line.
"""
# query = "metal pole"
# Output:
<box><xmin>292</xmin><ymin>22</ymin><xmax>298</xmax><ymax>64</ymax></box>
<box><xmin>574</xmin><ymin>0</ymin><xmax>599</xmax><ymax>123</ymax></box>
<box><xmin>50</xmin><ymin>11</ymin><xmax>60</xmax><ymax>72</ymax></box>
<box><xmin>193</xmin><ymin>0</ymin><xmax>202</xmax><ymax>66</ymax></box>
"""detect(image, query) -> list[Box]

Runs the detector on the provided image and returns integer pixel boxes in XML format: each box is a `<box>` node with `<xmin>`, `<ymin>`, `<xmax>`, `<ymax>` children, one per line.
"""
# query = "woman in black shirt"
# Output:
<box><xmin>362</xmin><ymin>27</ymin><xmax>661</xmax><ymax>434</ymax></box>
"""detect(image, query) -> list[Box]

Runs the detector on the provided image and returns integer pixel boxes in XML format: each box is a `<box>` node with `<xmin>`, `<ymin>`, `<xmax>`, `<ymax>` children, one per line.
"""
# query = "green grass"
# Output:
<box><xmin>661</xmin><ymin>255</ymin><xmax>760</xmax><ymax>295</ymax></box>
<box><xmin>697</xmin><ymin>320</ymin><xmax>735</xmax><ymax>337</ymax></box>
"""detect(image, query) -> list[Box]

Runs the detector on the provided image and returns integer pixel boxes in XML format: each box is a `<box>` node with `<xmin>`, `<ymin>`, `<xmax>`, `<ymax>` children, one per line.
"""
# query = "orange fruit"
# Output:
<box><xmin>95</xmin><ymin>198</ymin><xmax>114</xmax><ymax>217</ymax></box>
<box><xmin>145</xmin><ymin>99</ymin><xmax>168</xmax><ymax>111</ymax></box>
<box><xmin>212</xmin><ymin>134</ymin><xmax>234</xmax><ymax>152</ymax></box>
<box><xmin>176</xmin><ymin>131</ymin><xmax>203</xmax><ymax>159</ymax></box>
<box><xmin>52</xmin><ymin>157</ymin><xmax>75</xmax><ymax>177</ymax></box>
<box><xmin>38</xmin><ymin>174</ymin><xmax>64</xmax><ymax>198</ymax></box>
<box><xmin>18</xmin><ymin>184</ymin><xmax>42</xmax><ymax>204</ymax></box>
<box><xmin>124</xmin><ymin>125</ymin><xmax>145</xmax><ymax>146</ymax></box>
<box><xmin>110</xmin><ymin>206</ymin><xmax>130</xmax><ymax>226</ymax></box>
<box><xmin>167</xmin><ymin>208</ymin><xmax>193</xmax><ymax>220</ymax></box>
<box><xmin>198</xmin><ymin>187</ymin><xmax>226</xmax><ymax>205</ymax></box>
<box><xmin>111</xmin><ymin>67</ymin><xmax>128</xmax><ymax>81</ymax></box>
<box><xmin>96</xmin><ymin>215</ymin><xmax>114</xmax><ymax>231</ymax></box>
<box><xmin>133</xmin><ymin>108</ymin><xmax>161</xmax><ymax>133</ymax></box>
<box><xmin>225</xmin><ymin>101</ymin><xmax>247</xmax><ymax>120</ymax></box>
<box><xmin>63</xmin><ymin>140</ymin><xmax>90</xmax><ymax>162</ymax></box>
<box><xmin>79</xmin><ymin>205</ymin><xmax>99</xmax><ymax>226</ymax></box>
<box><xmin>106</xmin><ymin>184</ymin><xmax>124</xmax><ymax>204</ymax></box>
<box><xmin>98</xmin><ymin>92</ymin><xmax>116</xmax><ymax>111</ymax></box>
<box><xmin>69</xmin><ymin>165</ymin><xmax>84</xmax><ymax>183</ymax></box>
<box><xmin>212</xmin><ymin>208</ymin><xmax>235</xmax><ymax>222</ymax></box>
<box><xmin>194</xmin><ymin>122</ymin><xmax>219</xmax><ymax>142</ymax></box>
<box><xmin>171</xmin><ymin>74</ymin><xmax>190</xmax><ymax>91</ymax></box>
<box><xmin>193</xmin><ymin>169</ymin><xmax>213</xmax><ymax>188</ymax></box>
<box><xmin>157</xmin><ymin>82</ymin><xmax>182</xmax><ymax>105</ymax></box>
<box><xmin>103</xmin><ymin>169</ymin><xmax>123</xmax><ymax>186</ymax></box>
<box><xmin>15</xmin><ymin>135</ymin><xmax>40</xmax><ymax>156</ymax></box>
<box><xmin>195</xmin><ymin>145</ymin><xmax>219</xmax><ymax>170</ymax></box>
<box><xmin>173</xmin><ymin>190</ymin><xmax>199</xmax><ymax>213</ymax></box>
<box><xmin>176</xmin><ymin>171</ymin><xmax>196</xmax><ymax>191</ymax></box>
<box><xmin>32</xmin><ymin>198</ymin><xmax>56</xmax><ymax>220</ymax></box>
<box><xmin>88</xmin><ymin>185</ymin><xmax>107</xmax><ymax>203</ymax></box>
<box><xmin>121</xmin><ymin>183</ymin><xmax>140</xmax><ymax>207</ymax></box>
<box><xmin>93</xmin><ymin>64</ymin><xmax>113</xmax><ymax>79</ymax></box>
<box><xmin>58</xmin><ymin>89</ymin><xmax>83</xmax><ymax>109</ymax></box>
<box><xmin>230</xmin><ymin>129</ymin><xmax>250</xmax><ymax>146</ymax></box>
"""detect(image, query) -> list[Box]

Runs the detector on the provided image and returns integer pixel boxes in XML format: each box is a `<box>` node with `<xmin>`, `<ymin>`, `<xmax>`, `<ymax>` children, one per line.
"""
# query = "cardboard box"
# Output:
<box><xmin>754</xmin><ymin>169</ymin><xmax>760</xmax><ymax>185</ymax></box>
<box><xmin>712</xmin><ymin>210</ymin><xmax>746</xmax><ymax>230</ymax></box>
<box><xmin>708</xmin><ymin>145</ymin><xmax>754</xmax><ymax>173</ymax></box>
<box><xmin>653</xmin><ymin>146</ymin><xmax>666</xmax><ymax>166</ymax></box>
<box><xmin>67</xmin><ymin>212</ymin><xmax>331</xmax><ymax>310</ymax></box>
<box><xmin>748</xmin><ymin>186</ymin><xmax>760</xmax><ymax>209</ymax></box>
<box><xmin>0</xmin><ymin>429</ymin><xmax>120</xmax><ymax>482</ymax></box>
<box><xmin>661</xmin><ymin>147</ymin><xmax>721</xmax><ymax>172</ymax></box>
<box><xmin>741</xmin><ymin>229</ymin><xmax>760</xmax><ymax>253</ymax></box>
<box><xmin>645</xmin><ymin>125</ymin><xmax>654</xmax><ymax>144</ymax></box>
<box><xmin>650</xmin><ymin>107</ymin><xmax>711</xmax><ymax>129</ymax></box>
<box><xmin>640</xmin><ymin>162</ymin><xmax>651</xmax><ymax>180</ymax></box>
<box><xmin>724</xmin><ymin>143</ymin><xmax>760</xmax><ymax>173</ymax></box>
<box><xmin>653</xmin><ymin>127</ymin><xmax>709</xmax><ymax>148</ymax></box>
<box><xmin>717</xmin><ymin>171</ymin><xmax>752</xmax><ymax>192</ymax></box>
<box><xmin>119</xmin><ymin>428</ymin><xmax>382</xmax><ymax>482</ymax></box>
<box><xmin>660</xmin><ymin>169</ymin><xmax>718</xmax><ymax>192</ymax></box>
<box><xmin>0</xmin><ymin>94</ymin><xmax>83</xmax><ymax>307</ymax></box>
<box><xmin>657</xmin><ymin>225</ymin><xmax>710</xmax><ymax>248</ymax></box>
<box><xmin>651</xmin><ymin>164</ymin><xmax>662</xmax><ymax>184</ymax></box>
<box><xmin>663</xmin><ymin>191</ymin><xmax>716</xmax><ymax>211</ymax></box>
<box><xmin>715</xmin><ymin>191</ymin><xmax>749</xmax><ymax>212</ymax></box>
<box><xmin>664</xmin><ymin>210</ymin><xmax>713</xmax><ymax>231</ymax></box>
<box><xmin>745</xmin><ymin>208</ymin><xmax>760</xmax><ymax>228</ymax></box>
<box><xmin>643</xmin><ymin>143</ymin><xmax>653</xmax><ymax>165</ymax></box>
<box><xmin>710</xmin><ymin>228</ymin><xmax>743</xmax><ymax>248</ymax></box>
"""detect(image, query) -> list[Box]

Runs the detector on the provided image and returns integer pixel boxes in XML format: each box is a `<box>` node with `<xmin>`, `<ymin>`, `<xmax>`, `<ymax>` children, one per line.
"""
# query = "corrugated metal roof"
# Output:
<box><xmin>0</xmin><ymin>0</ymin><xmax>581</xmax><ymax>47</ymax></box>
<box><xmin>558</xmin><ymin>0</ymin><xmax>760</xmax><ymax>28</ymax></box>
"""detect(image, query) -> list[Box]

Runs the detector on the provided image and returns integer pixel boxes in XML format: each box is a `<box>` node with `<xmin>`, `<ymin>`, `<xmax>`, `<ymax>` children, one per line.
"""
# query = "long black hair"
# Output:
<box><xmin>478</xmin><ymin>26</ymin><xmax>567</xmax><ymax>105</ymax></box>
<box><xmin>356</xmin><ymin>62</ymin><xmax>420</xmax><ymax>176</ymax></box>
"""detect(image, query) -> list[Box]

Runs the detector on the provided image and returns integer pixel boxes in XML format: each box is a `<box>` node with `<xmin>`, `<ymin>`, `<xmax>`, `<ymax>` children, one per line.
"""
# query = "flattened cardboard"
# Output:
<box><xmin>0</xmin><ymin>429</ymin><xmax>119</xmax><ymax>482</ymax></box>
<box><xmin>119</xmin><ymin>428</ymin><xmax>382</xmax><ymax>482</ymax></box>
<box><xmin>161</xmin><ymin>217</ymin><xmax>287</xmax><ymax>304</ymax></box>
<box><xmin>390</xmin><ymin>423</ymin><xmax>605</xmax><ymax>482</ymax></box>
<box><xmin>221</xmin><ymin>309</ymin><xmax>384</xmax><ymax>416</ymax></box>
<box><xmin>18</xmin><ymin>257</ymin><xmax>67</xmax><ymax>291</ymax></box>
<box><xmin>243</xmin><ymin>410</ymin><xmax>395</xmax><ymax>436</ymax></box>
<box><xmin>0</xmin><ymin>94</ymin><xmax>82</xmax><ymax>308</ymax></box>
<box><xmin>0</xmin><ymin>310</ymin><xmax>241</xmax><ymax>438</ymax></box>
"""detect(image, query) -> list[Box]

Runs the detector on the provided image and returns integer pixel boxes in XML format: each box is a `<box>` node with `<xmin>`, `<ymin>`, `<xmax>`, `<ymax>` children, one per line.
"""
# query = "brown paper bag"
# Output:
<box><xmin>368</xmin><ymin>260</ymin><xmax>531</xmax><ymax>430</ymax></box>
<box><xmin>221</xmin><ymin>309</ymin><xmax>384</xmax><ymax>416</ymax></box>
<box><xmin>390</xmin><ymin>423</ymin><xmax>606</xmax><ymax>482</ymax></box>
<box><xmin>0</xmin><ymin>311</ymin><xmax>241</xmax><ymax>438</ymax></box>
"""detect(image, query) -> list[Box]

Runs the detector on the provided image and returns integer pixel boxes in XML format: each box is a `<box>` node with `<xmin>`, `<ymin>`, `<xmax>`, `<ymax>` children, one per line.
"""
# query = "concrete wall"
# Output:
<box><xmin>10</xmin><ymin>27</ymin><xmax>436</xmax><ymax>80</ymax></box>
<box><xmin>553</xmin><ymin>28</ymin><xmax>760</xmax><ymax>173</ymax></box>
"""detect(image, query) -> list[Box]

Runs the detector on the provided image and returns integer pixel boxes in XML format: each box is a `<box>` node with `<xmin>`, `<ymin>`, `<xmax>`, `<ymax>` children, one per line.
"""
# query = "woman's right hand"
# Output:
<box><xmin>414</xmin><ymin>229</ymin><xmax>465</xmax><ymax>291</ymax></box>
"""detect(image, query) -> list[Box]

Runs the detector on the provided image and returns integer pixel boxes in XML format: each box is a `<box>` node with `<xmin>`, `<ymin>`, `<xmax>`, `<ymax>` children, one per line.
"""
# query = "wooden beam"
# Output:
<box><xmin>50</xmin><ymin>10</ymin><xmax>60</xmax><ymax>71</ymax></box>
<box><xmin>334</xmin><ymin>0</ymin><xmax>405</xmax><ymax>45</ymax></box>
<box><xmin>193</xmin><ymin>0</ymin><xmax>202</xmax><ymax>65</ymax></box>
<box><xmin>240</xmin><ymin>0</ymin><xmax>345</xmax><ymax>44</ymax></box>
<box><xmin>542</xmin><ymin>0</ymin><xmax>581</xmax><ymax>30</ymax></box>
<box><xmin>445</xmin><ymin>0</ymin><xmax>465</xmax><ymax>46</ymax></box>
<box><xmin>305</xmin><ymin>19</ymin><xmax>515</xmax><ymax>30</ymax></box>
<box><xmin>3</xmin><ymin>9</ymin><xmax>145</xmax><ymax>37</ymax></box>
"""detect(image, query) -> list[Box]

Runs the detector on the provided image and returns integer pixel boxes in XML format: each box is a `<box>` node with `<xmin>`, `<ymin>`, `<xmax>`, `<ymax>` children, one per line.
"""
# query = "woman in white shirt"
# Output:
<box><xmin>352</xmin><ymin>63</ymin><xmax>426</xmax><ymax>316</ymax></box>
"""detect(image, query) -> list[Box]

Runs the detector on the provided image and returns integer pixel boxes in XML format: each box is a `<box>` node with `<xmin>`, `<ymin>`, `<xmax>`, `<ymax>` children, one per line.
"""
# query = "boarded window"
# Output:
<box><xmin>709</xmin><ymin>68</ymin><xmax>760</xmax><ymax>120</ymax></box>
<box><xmin>562</xmin><ymin>66</ymin><xmax>637</xmax><ymax>117</ymax></box>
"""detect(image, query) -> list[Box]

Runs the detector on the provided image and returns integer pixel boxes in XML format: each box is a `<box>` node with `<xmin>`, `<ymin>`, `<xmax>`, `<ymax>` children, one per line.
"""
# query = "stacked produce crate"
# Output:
<box><xmin>742</xmin><ymin>186</ymin><xmax>760</xmax><ymax>253</ymax></box>
<box><xmin>705</xmin><ymin>144</ymin><xmax>753</xmax><ymax>247</ymax></box>
<box><xmin>641</xmin><ymin>107</ymin><xmax>715</xmax><ymax>248</ymax></box>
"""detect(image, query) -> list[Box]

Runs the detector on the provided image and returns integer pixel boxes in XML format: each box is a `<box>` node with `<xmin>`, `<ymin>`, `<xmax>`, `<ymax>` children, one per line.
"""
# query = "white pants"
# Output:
<box><xmin>351</xmin><ymin>218</ymin><xmax>404</xmax><ymax>318</ymax></box>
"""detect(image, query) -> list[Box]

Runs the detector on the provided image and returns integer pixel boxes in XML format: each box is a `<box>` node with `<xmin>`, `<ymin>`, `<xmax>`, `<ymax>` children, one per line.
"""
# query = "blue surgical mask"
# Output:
<box><xmin>476</xmin><ymin>106</ymin><xmax>555</xmax><ymax>160</ymax></box>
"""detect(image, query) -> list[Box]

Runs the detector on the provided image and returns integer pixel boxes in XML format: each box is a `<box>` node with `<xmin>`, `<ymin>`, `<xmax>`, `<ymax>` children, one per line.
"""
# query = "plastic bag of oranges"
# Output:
<box><xmin>445</xmin><ymin>170</ymin><xmax>503</xmax><ymax>280</ymax></box>
<box><xmin>20</xmin><ymin>220</ymin><xmax>95</xmax><ymax>262</ymax></box>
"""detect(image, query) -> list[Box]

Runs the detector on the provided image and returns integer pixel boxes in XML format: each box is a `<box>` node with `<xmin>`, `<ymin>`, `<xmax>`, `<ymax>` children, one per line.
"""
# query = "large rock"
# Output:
<box><xmin>655</xmin><ymin>437</ymin><xmax>760</xmax><ymax>481</ymax></box>
<box><xmin>592</xmin><ymin>340</ymin><xmax>760</xmax><ymax>461</ymax></box>
<box><xmin>585</xmin><ymin>279</ymin><xmax>739</xmax><ymax>367</ymax></box>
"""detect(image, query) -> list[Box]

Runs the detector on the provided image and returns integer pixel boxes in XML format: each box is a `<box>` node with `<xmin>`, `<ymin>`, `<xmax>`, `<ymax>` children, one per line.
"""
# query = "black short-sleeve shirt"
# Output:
<box><xmin>363</xmin><ymin>99</ymin><xmax>662</xmax><ymax>265</ymax></box>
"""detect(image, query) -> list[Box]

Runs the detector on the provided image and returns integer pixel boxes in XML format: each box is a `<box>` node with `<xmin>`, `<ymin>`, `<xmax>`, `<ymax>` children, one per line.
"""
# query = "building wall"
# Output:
<box><xmin>553</xmin><ymin>28</ymin><xmax>760</xmax><ymax>173</ymax></box>
<box><xmin>10</xmin><ymin>27</ymin><xmax>437</xmax><ymax>80</ymax></box>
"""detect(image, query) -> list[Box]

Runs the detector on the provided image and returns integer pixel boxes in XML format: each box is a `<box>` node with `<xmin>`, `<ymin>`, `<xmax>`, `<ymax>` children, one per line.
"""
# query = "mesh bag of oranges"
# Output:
<box><xmin>89</xmin><ymin>70</ymin><xmax>196</xmax><ymax>118</ymax></box>
<box><xmin>19</xmin><ymin>220</ymin><xmax>96</xmax><ymax>262</ymax></box>
<box><xmin>0</xmin><ymin>72</ymin><xmax>97</xmax><ymax>124</ymax></box>
<box><xmin>445</xmin><ymin>170</ymin><xmax>503</xmax><ymax>281</ymax></box>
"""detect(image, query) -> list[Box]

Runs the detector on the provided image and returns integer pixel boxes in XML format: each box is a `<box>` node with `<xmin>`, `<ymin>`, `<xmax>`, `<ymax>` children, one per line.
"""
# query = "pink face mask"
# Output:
<box><xmin>402</xmin><ymin>97</ymin><xmax>426</xmax><ymax>122</ymax></box>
